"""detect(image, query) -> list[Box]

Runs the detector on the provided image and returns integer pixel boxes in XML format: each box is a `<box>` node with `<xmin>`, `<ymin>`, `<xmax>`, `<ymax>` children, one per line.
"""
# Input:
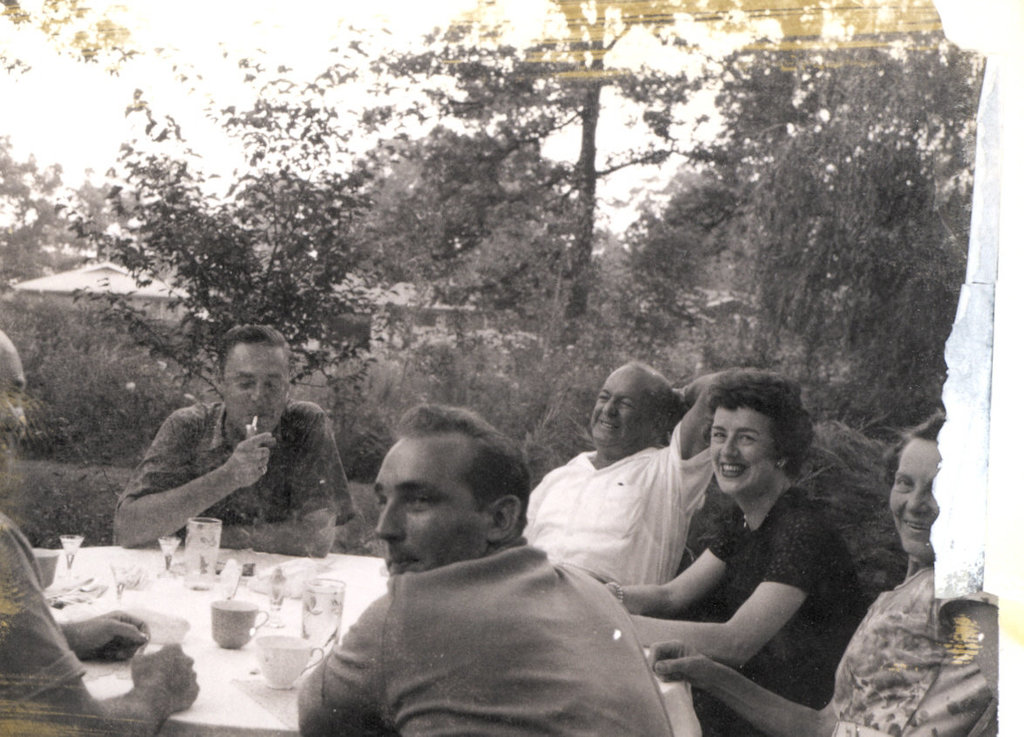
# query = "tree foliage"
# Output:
<box><xmin>624</xmin><ymin>37</ymin><xmax>982</xmax><ymax>426</ymax></box>
<box><xmin>0</xmin><ymin>138</ymin><xmax>113</xmax><ymax>284</ymax></box>
<box><xmin>743</xmin><ymin>43</ymin><xmax>978</xmax><ymax>424</ymax></box>
<box><xmin>68</xmin><ymin>66</ymin><xmax>375</xmax><ymax>385</ymax></box>
<box><xmin>1</xmin><ymin>0</ymin><xmax>137</xmax><ymax>72</ymax></box>
<box><xmin>354</xmin><ymin>127</ymin><xmax>575</xmax><ymax>330</ymax></box>
<box><xmin>614</xmin><ymin>171</ymin><xmax>741</xmax><ymax>341</ymax></box>
<box><xmin>361</xmin><ymin>1</ymin><xmax>695</xmax><ymax>337</ymax></box>
<box><xmin>0</xmin><ymin>137</ymin><xmax>69</xmax><ymax>283</ymax></box>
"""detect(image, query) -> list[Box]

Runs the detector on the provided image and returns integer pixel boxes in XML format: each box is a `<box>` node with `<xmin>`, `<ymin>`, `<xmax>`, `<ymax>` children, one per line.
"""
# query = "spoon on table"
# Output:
<box><xmin>220</xmin><ymin>559</ymin><xmax>243</xmax><ymax>600</ymax></box>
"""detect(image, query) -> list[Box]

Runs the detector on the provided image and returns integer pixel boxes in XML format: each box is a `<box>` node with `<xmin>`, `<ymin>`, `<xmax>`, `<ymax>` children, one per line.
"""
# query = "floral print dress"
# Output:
<box><xmin>831</xmin><ymin>568</ymin><xmax>996</xmax><ymax>737</ymax></box>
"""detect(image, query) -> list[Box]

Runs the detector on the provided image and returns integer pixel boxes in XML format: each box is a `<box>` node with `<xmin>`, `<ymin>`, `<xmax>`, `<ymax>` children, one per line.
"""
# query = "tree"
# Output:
<box><xmin>681</xmin><ymin>37</ymin><xmax>982</xmax><ymax>425</ymax></box>
<box><xmin>0</xmin><ymin>137</ymin><xmax>83</xmax><ymax>284</ymax></box>
<box><xmin>68</xmin><ymin>64</ymin><xmax>375</xmax><ymax>385</ymax></box>
<box><xmin>1</xmin><ymin>0</ymin><xmax>136</xmax><ymax>72</ymax></box>
<box><xmin>361</xmin><ymin>1</ymin><xmax>699</xmax><ymax>339</ymax></box>
<box><xmin>353</xmin><ymin>127</ymin><xmax>577</xmax><ymax>332</ymax></box>
<box><xmin>609</xmin><ymin>171</ymin><xmax>741</xmax><ymax>346</ymax></box>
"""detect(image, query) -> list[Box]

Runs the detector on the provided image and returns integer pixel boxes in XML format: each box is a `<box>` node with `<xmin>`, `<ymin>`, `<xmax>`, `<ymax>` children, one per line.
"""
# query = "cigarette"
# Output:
<box><xmin>248</xmin><ymin>415</ymin><xmax>259</xmax><ymax>437</ymax></box>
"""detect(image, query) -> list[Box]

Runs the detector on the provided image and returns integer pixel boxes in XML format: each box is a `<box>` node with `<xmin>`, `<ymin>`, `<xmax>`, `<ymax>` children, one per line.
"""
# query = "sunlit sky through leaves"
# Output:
<box><xmin>0</xmin><ymin>0</ymin><xmax>1002</xmax><ymax>232</ymax></box>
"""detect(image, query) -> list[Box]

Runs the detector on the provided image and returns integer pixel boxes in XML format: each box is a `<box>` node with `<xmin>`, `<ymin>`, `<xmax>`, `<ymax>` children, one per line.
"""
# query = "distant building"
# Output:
<box><xmin>7</xmin><ymin>262</ymin><xmax>182</xmax><ymax>321</ymax></box>
<box><xmin>368</xmin><ymin>282</ymin><xmax>488</xmax><ymax>348</ymax></box>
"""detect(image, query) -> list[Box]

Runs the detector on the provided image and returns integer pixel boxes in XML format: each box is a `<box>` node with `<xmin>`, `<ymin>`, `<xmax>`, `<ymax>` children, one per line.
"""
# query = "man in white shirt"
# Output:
<box><xmin>524</xmin><ymin>362</ymin><xmax>715</xmax><ymax>586</ymax></box>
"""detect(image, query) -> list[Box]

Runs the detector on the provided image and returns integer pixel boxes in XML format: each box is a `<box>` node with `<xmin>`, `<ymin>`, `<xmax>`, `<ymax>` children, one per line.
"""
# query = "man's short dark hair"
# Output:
<box><xmin>219</xmin><ymin>325</ymin><xmax>290</xmax><ymax>374</ymax></box>
<box><xmin>707</xmin><ymin>369</ymin><xmax>815</xmax><ymax>477</ymax></box>
<box><xmin>395</xmin><ymin>405</ymin><xmax>531</xmax><ymax>532</ymax></box>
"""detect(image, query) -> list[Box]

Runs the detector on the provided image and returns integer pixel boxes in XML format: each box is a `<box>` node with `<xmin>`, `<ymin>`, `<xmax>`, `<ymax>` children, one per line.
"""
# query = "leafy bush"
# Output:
<box><xmin>2</xmin><ymin>460</ymin><xmax>131</xmax><ymax>547</ymax></box>
<box><xmin>1</xmin><ymin>300</ymin><xmax>191</xmax><ymax>466</ymax></box>
<box><xmin>801</xmin><ymin>421</ymin><xmax>906</xmax><ymax>598</ymax></box>
<box><xmin>317</xmin><ymin>329</ymin><xmax>635</xmax><ymax>485</ymax></box>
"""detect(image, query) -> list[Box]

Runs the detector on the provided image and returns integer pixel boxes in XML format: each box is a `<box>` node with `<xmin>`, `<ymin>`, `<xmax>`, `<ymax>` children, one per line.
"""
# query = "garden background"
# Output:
<box><xmin>0</xmin><ymin>0</ymin><xmax>985</xmax><ymax>603</ymax></box>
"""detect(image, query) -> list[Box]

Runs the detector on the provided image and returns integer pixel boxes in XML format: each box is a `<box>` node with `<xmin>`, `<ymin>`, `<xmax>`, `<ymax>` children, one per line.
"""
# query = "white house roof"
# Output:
<box><xmin>11</xmin><ymin>262</ymin><xmax>182</xmax><ymax>300</ymax></box>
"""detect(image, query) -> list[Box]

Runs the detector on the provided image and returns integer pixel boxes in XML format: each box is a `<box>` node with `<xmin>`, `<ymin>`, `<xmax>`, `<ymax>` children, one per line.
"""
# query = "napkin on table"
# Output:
<box><xmin>231</xmin><ymin>678</ymin><xmax>299</xmax><ymax>730</ymax></box>
<box><xmin>46</xmin><ymin>578</ymin><xmax>108</xmax><ymax>609</ymax></box>
<box><xmin>247</xmin><ymin>559</ymin><xmax>328</xmax><ymax>599</ymax></box>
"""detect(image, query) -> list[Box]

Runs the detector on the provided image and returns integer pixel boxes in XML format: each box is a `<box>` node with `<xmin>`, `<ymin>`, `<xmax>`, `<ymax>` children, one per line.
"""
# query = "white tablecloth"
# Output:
<box><xmin>61</xmin><ymin>545</ymin><xmax>699</xmax><ymax>736</ymax></box>
<box><xmin>63</xmin><ymin>546</ymin><xmax>387</xmax><ymax>735</ymax></box>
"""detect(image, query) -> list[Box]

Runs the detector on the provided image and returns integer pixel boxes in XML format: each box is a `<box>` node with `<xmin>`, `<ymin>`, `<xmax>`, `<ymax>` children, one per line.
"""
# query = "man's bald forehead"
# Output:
<box><xmin>607</xmin><ymin>362</ymin><xmax>670</xmax><ymax>394</ymax></box>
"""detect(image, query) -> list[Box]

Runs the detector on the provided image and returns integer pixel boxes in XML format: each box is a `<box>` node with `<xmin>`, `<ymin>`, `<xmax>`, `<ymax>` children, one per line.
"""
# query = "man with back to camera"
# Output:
<box><xmin>298</xmin><ymin>404</ymin><xmax>676</xmax><ymax>737</ymax></box>
<box><xmin>114</xmin><ymin>324</ymin><xmax>354</xmax><ymax>556</ymax></box>
<box><xmin>524</xmin><ymin>362</ymin><xmax>717</xmax><ymax>587</ymax></box>
<box><xmin>0</xmin><ymin>327</ymin><xmax>200</xmax><ymax>736</ymax></box>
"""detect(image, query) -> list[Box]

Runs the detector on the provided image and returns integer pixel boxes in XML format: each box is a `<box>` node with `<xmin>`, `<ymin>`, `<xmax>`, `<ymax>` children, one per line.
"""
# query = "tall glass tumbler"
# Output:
<box><xmin>184</xmin><ymin>517</ymin><xmax>222</xmax><ymax>590</ymax></box>
<box><xmin>302</xmin><ymin>578</ymin><xmax>346</xmax><ymax>647</ymax></box>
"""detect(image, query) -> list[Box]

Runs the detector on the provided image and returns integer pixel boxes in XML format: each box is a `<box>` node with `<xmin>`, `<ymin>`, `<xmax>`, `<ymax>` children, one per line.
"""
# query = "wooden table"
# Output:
<box><xmin>60</xmin><ymin>545</ymin><xmax>388</xmax><ymax>736</ymax></box>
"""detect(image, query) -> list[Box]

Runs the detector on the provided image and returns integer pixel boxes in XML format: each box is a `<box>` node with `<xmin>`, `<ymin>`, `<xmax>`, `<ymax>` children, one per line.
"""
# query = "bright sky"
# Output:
<box><xmin>0</xmin><ymin>0</ymin><xmax>479</xmax><ymax>181</ymax></box>
<box><xmin>0</xmin><ymin>1</ymin><xmax>1012</xmax><ymax>230</ymax></box>
<box><xmin>0</xmin><ymin>0</ymin><xmax>734</xmax><ymax>232</ymax></box>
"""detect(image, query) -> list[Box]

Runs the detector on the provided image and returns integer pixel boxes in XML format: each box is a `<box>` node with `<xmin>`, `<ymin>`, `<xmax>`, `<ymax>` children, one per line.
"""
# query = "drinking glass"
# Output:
<box><xmin>110</xmin><ymin>564</ymin><xmax>138</xmax><ymax>603</ymax></box>
<box><xmin>302</xmin><ymin>578</ymin><xmax>346</xmax><ymax>647</ymax></box>
<box><xmin>158</xmin><ymin>535</ymin><xmax>180</xmax><ymax>577</ymax></box>
<box><xmin>268</xmin><ymin>566</ymin><xmax>287</xmax><ymax>628</ymax></box>
<box><xmin>184</xmin><ymin>517</ymin><xmax>222</xmax><ymax>590</ymax></box>
<box><xmin>59</xmin><ymin>534</ymin><xmax>84</xmax><ymax>576</ymax></box>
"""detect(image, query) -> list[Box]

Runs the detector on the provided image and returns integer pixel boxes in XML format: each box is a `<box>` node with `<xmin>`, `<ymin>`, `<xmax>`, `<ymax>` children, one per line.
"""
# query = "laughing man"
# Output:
<box><xmin>524</xmin><ymin>362</ymin><xmax>715</xmax><ymax>586</ymax></box>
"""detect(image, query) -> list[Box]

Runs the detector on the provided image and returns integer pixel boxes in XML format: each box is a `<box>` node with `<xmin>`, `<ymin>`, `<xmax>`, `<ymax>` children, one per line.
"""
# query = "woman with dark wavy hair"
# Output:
<box><xmin>650</xmin><ymin>410</ymin><xmax>998</xmax><ymax>737</ymax></box>
<box><xmin>617</xmin><ymin>369</ymin><xmax>864</xmax><ymax>737</ymax></box>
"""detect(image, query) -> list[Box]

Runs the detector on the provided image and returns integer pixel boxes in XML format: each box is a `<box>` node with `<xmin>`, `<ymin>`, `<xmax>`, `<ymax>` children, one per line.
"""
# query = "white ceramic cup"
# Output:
<box><xmin>254</xmin><ymin>635</ymin><xmax>324</xmax><ymax>689</ymax></box>
<box><xmin>211</xmin><ymin>599</ymin><xmax>269</xmax><ymax>649</ymax></box>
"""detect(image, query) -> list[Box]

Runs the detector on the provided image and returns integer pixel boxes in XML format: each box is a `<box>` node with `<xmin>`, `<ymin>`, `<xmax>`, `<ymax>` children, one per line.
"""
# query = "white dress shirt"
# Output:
<box><xmin>525</xmin><ymin>423</ymin><xmax>713</xmax><ymax>586</ymax></box>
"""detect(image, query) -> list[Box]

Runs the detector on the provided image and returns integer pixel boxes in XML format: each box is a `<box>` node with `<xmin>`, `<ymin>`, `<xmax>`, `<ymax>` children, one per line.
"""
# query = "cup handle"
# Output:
<box><xmin>303</xmin><ymin>647</ymin><xmax>325</xmax><ymax>673</ymax></box>
<box><xmin>253</xmin><ymin>611</ymin><xmax>270</xmax><ymax>630</ymax></box>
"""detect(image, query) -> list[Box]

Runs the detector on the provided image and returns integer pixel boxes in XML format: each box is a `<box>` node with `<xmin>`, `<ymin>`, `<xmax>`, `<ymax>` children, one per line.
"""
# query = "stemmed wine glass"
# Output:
<box><xmin>157</xmin><ymin>535</ymin><xmax>180</xmax><ymax>577</ymax></box>
<box><xmin>59</xmin><ymin>534</ymin><xmax>84</xmax><ymax>576</ymax></box>
<box><xmin>110</xmin><ymin>564</ymin><xmax>132</xmax><ymax>602</ymax></box>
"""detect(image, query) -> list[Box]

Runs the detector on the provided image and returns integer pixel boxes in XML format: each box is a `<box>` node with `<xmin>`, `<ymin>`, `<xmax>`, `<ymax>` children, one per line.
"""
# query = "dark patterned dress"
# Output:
<box><xmin>695</xmin><ymin>488</ymin><xmax>866</xmax><ymax>737</ymax></box>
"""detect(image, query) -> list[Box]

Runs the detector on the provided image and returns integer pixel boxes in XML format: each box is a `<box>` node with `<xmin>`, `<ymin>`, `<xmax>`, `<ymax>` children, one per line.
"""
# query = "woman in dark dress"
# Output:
<box><xmin>618</xmin><ymin>369</ymin><xmax>864</xmax><ymax>737</ymax></box>
<box><xmin>649</xmin><ymin>412</ymin><xmax>997</xmax><ymax>737</ymax></box>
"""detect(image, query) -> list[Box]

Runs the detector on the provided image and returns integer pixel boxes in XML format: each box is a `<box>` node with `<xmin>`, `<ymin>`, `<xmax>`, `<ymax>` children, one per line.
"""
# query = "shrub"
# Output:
<box><xmin>1</xmin><ymin>300</ymin><xmax>191</xmax><ymax>466</ymax></box>
<box><xmin>2</xmin><ymin>460</ymin><xmax>131</xmax><ymax>547</ymax></box>
<box><xmin>316</xmin><ymin>330</ymin><xmax>633</xmax><ymax>485</ymax></box>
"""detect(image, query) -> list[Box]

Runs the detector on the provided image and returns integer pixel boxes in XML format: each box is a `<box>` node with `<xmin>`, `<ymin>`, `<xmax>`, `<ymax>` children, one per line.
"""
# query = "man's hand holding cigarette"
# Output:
<box><xmin>225</xmin><ymin>415</ymin><xmax>276</xmax><ymax>488</ymax></box>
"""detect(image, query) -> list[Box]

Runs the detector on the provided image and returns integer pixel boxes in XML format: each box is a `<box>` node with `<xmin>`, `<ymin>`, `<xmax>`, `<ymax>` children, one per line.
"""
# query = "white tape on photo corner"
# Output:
<box><xmin>933</xmin><ymin>55</ymin><xmax>1000</xmax><ymax>600</ymax></box>
<box><xmin>936</xmin><ymin>283</ymin><xmax>992</xmax><ymax>598</ymax></box>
